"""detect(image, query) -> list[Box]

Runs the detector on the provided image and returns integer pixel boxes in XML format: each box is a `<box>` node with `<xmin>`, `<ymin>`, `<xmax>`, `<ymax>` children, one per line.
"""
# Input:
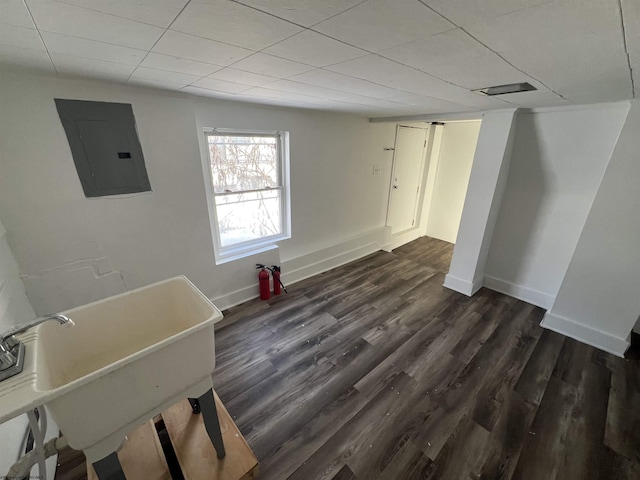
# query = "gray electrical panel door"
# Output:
<box><xmin>55</xmin><ymin>99</ymin><xmax>151</xmax><ymax>197</ymax></box>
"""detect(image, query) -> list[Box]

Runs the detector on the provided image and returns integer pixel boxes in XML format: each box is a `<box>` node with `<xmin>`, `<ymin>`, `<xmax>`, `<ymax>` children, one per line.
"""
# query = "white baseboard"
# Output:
<box><xmin>211</xmin><ymin>227</ymin><xmax>391</xmax><ymax>312</ymax></box>
<box><xmin>282</xmin><ymin>227</ymin><xmax>390</xmax><ymax>286</ymax></box>
<box><xmin>541</xmin><ymin>311</ymin><xmax>629</xmax><ymax>357</ymax></box>
<box><xmin>383</xmin><ymin>227</ymin><xmax>423</xmax><ymax>252</ymax></box>
<box><xmin>443</xmin><ymin>274</ymin><xmax>483</xmax><ymax>296</ymax></box>
<box><xmin>483</xmin><ymin>275</ymin><xmax>555</xmax><ymax>310</ymax></box>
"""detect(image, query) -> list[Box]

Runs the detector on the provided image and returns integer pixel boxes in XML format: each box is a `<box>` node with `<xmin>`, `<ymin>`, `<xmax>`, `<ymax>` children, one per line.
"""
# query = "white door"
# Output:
<box><xmin>387</xmin><ymin>125</ymin><xmax>428</xmax><ymax>234</ymax></box>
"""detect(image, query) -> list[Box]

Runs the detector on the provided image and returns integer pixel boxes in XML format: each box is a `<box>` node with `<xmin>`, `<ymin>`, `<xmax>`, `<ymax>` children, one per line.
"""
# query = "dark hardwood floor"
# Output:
<box><xmin>56</xmin><ymin>236</ymin><xmax>640</xmax><ymax>479</ymax></box>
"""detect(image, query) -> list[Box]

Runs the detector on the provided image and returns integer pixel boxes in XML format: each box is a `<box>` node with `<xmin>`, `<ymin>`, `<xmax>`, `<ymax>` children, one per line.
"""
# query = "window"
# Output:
<box><xmin>203</xmin><ymin>129</ymin><xmax>290</xmax><ymax>263</ymax></box>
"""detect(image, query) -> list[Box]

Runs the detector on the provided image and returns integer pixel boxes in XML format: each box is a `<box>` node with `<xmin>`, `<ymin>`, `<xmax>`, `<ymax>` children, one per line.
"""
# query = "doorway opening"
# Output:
<box><xmin>386</xmin><ymin>120</ymin><xmax>482</xmax><ymax>259</ymax></box>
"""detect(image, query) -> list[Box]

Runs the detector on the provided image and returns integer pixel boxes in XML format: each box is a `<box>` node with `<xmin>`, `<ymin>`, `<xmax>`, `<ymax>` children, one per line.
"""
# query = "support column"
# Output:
<box><xmin>542</xmin><ymin>101</ymin><xmax>639</xmax><ymax>357</ymax></box>
<box><xmin>444</xmin><ymin>109</ymin><xmax>519</xmax><ymax>296</ymax></box>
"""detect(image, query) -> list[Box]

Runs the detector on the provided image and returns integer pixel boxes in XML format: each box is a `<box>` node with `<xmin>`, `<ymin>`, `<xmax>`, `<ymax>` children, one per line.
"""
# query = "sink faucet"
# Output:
<box><xmin>0</xmin><ymin>314</ymin><xmax>74</xmax><ymax>381</ymax></box>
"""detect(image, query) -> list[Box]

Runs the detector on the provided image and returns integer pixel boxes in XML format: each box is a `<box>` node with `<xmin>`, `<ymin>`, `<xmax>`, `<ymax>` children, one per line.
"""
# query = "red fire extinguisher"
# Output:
<box><xmin>272</xmin><ymin>266</ymin><xmax>282</xmax><ymax>295</ymax></box>
<box><xmin>256</xmin><ymin>264</ymin><xmax>270</xmax><ymax>300</ymax></box>
<box><xmin>270</xmin><ymin>265</ymin><xmax>287</xmax><ymax>295</ymax></box>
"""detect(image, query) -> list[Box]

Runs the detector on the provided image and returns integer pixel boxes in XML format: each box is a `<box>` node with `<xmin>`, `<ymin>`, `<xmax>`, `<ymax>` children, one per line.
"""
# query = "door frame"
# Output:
<box><xmin>385</xmin><ymin>123</ymin><xmax>430</xmax><ymax>232</ymax></box>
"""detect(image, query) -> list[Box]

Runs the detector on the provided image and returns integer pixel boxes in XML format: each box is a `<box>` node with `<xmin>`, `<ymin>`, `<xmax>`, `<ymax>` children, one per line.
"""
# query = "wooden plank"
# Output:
<box><xmin>86</xmin><ymin>420</ymin><xmax>170</xmax><ymax>480</ymax></box>
<box><xmin>161</xmin><ymin>392</ymin><xmax>258</xmax><ymax>480</ymax></box>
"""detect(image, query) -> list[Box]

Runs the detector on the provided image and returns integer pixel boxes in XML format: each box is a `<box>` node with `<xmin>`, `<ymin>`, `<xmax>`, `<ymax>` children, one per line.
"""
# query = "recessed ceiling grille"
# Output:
<box><xmin>474</xmin><ymin>82</ymin><xmax>537</xmax><ymax>96</ymax></box>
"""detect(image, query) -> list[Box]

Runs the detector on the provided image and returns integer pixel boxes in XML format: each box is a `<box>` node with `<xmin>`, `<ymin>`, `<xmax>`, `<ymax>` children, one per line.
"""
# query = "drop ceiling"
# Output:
<box><xmin>0</xmin><ymin>0</ymin><xmax>637</xmax><ymax>118</ymax></box>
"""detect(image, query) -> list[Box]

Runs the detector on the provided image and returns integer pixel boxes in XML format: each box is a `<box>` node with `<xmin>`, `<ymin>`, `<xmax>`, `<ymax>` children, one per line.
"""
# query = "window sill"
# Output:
<box><xmin>214</xmin><ymin>242</ymin><xmax>281</xmax><ymax>265</ymax></box>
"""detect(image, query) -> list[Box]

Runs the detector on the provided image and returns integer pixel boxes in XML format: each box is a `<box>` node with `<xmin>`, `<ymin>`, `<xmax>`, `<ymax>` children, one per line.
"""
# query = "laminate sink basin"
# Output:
<box><xmin>33</xmin><ymin>276</ymin><xmax>222</xmax><ymax>461</ymax></box>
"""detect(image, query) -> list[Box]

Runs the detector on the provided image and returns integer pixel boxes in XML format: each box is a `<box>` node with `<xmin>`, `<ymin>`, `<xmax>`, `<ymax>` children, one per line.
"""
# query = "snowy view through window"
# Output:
<box><xmin>207</xmin><ymin>134</ymin><xmax>282</xmax><ymax>247</ymax></box>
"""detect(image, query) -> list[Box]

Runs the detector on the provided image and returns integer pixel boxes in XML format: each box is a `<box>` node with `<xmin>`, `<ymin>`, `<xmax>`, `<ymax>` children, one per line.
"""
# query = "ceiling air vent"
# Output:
<box><xmin>474</xmin><ymin>82</ymin><xmax>537</xmax><ymax>96</ymax></box>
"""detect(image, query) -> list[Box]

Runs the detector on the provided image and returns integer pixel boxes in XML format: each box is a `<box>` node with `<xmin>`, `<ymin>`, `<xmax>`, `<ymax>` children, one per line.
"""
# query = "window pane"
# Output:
<box><xmin>208</xmin><ymin>135</ymin><xmax>279</xmax><ymax>193</ymax></box>
<box><xmin>215</xmin><ymin>190</ymin><xmax>282</xmax><ymax>247</ymax></box>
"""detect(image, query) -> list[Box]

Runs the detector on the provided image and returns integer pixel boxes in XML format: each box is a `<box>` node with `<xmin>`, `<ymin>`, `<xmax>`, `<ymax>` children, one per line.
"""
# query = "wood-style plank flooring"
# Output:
<box><xmin>56</xmin><ymin>236</ymin><xmax>640</xmax><ymax>479</ymax></box>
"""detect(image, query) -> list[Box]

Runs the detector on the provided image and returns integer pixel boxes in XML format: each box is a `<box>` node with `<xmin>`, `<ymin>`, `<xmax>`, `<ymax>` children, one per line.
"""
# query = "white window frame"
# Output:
<box><xmin>200</xmin><ymin>128</ymin><xmax>291</xmax><ymax>264</ymax></box>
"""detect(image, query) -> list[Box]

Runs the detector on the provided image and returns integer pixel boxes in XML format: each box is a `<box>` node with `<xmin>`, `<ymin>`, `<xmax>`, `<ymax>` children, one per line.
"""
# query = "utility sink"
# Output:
<box><xmin>33</xmin><ymin>276</ymin><xmax>222</xmax><ymax>462</ymax></box>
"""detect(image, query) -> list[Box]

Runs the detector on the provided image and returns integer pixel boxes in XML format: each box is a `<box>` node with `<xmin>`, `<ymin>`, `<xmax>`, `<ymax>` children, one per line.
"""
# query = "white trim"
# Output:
<box><xmin>541</xmin><ymin>311</ymin><xmax>629</xmax><ymax>357</ymax></box>
<box><xmin>199</xmin><ymin>128</ymin><xmax>291</xmax><ymax>265</ymax></box>
<box><xmin>483</xmin><ymin>275</ymin><xmax>555</xmax><ymax>309</ymax></box>
<box><xmin>283</xmin><ymin>227</ymin><xmax>390</xmax><ymax>285</ymax></box>
<box><xmin>211</xmin><ymin>227</ymin><xmax>390</xmax><ymax>311</ymax></box>
<box><xmin>443</xmin><ymin>274</ymin><xmax>482</xmax><ymax>296</ymax></box>
<box><xmin>383</xmin><ymin>227</ymin><xmax>423</xmax><ymax>252</ymax></box>
<box><xmin>370</xmin><ymin>110</ymin><xmax>500</xmax><ymax>123</ymax></box>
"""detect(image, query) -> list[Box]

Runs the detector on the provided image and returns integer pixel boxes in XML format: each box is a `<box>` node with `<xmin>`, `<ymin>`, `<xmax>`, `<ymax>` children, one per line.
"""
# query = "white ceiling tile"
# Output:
<box><xmin>557</xmin><ymin>71</ymin><xmax>633</xmax><ymax>104</ymax></box>
<box><xmin>378</xmin><ymin>29</ymin><xmax>489</xmax><ymax>71</ymax></box>
<box><xmin>231</xmin><ymin>53</ymin><xmax>314</xmax><ymax>78</ymax></box>
<box><xmin>326</xmin><ymin>54</ymin><xmax>460</xmax><ymax>97</ymax></box>
<box><xmin>0</xmin><ymin>23</ymin><xmax>45</xmax><ymax>51</ymax></box>
<box><xmin>191</xmin><ymin>76</ymin><xmax>254</xmax><ymax>94</ymax></box>
<box><xmin>0</xmin><ymin>0</ymin><xmax>631</xmax><ymax>115</ymax></box>
<box><xmin>130</xmin><ymin>66</ymin><xmax>202</xmax><ymax>85</ymax></box>
<box><xmin>288</xmin><ymin>68</ymin><xmax>408</xmax><ymax>100</ymax></box>
<box><xmin>424</xmin><ymin>0</ymin><xmax>552</xmax><ymax>27</ymax></box>
<box><xmin>51</xmin><ymin>53</ymin><xmax>136</xmax><ymax>80</ymax></box>
<box><xmin>153</xmin><ymin>30</ymin><xmax>253</xmax><ymax>66</ymax></box>
<box><xmin>0</xmin><ymin>0</ymin><xmax>36</xmax><ymax>28</ymax></box>
<box><xmin>494</xmin><ymin>90</ymin><xmax>570</xmax><ymax>108</ymax></box>
<box><xmin>462</xmin><ymin>0</ymin><xmax>622</xmax><ymax>53</ymax></box>
<box><xmin>50</xmin><ymin>0</ymin><xmax>188</xmax><ymax>28</ymax></box>
<box><xmin>234</xmin><ymin>0</ymin><xmax>364</xmax><ymax>27</ymax></box>
<box><xmin>263</xmin><ymin>30</ymin><xmax>367</xmax><ymax>67</ymax></box>
<box><xmin>242</xmin><ymin>86</ymin><xmax>335</xmax><ymax>105</ymax></box>
<box><xmin>628</xmin><ymin>35</ymin><xmax>640</xmax><ymax>55</ymax></box>
<box><xmin>629</xmin><ymin>51</ymin><xmax>640</xmax><ymax>89</ymax></box>
<box><xmin>127</xmin><ymin>78</ymin><xmax>186</xmax><ymax>91</ymax></box>
<box><xmin>0</xmin><ymin>44</ymin><xmax>55</xmax><ymax>72</ymax></box>
<box><xmin>27</xmin><ymin>0</ymin><xmax>164</xmax><ymax>50</ymax></box>
<box><xmin>427</xmin><ymin>53</ymin><xmax>537</xmax><ymax>90</ymax></box>
<box><xmin>41</xmin><ymin>32</ymin><xmax>146</xmax><ymax>65</ymax></box>
<box><xmin>171</xmin><ymin>0</ymin><xmax>302</xmax><ymax>50</ymax></box>
<box><xmin>497</xmin><ymin>31</ymin><xmax>629</xmax><ymax>93</ymax></box>
<box><xmin>313</xmin><ymin>0</ymin><xmax>454</xmax><ymax>52</ymax></box>
<box><xmin>140</xmin><ymin>53</ymin><xmax>223</xmax><ymax>76</ymax></box>
<box><xmin>180</xmin><ymin>85</ymin><xmax>234</xmax><ymax>98</ymax></box>
<box><xmin>208</xmin><ymin>68</ymin><xmax>278</xmax><ymax>86</ymax></box>
<box><xmin>622</xmin><ymin>0</ymin><xmax>640</xmax><ymax>38</ymax></box>
<box><xmin>264</xmin><ymin>79</ymin><xmax>401</xmax><ymax>106</ymax></box>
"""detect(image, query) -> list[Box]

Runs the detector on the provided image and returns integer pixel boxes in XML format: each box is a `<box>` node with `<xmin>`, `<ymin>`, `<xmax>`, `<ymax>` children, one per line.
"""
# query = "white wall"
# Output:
<box><xmin>0</xmin><ymin>70</ymin><xmax>396</xmax><ymax>314</ymax></box>
<box><xmin>543</xmin><ymin>100</ymin><xmax>640</xmax><ymax>356</ymax></box>
<box><xmin>0</xmin><ymin>217</ymin><xmax>57</xmax><ymax>478</ymax></box>
<box><xmin>483</xmin><ymin>103</ymin><xmax>629</xmax><ymax>308</ymax></box>
<box><xmin>425</xmin><ymin>121</ymin><xmax>481</xmax><ymax>243</ymax></box>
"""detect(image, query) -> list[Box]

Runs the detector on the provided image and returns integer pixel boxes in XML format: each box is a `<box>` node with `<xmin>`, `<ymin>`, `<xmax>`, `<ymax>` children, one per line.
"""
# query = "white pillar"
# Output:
<box><xmin>542</xmin><ymin>101</ymin><xmax>639</xmax><ymax>357</ymax></box>
<box><xmin>444</xmin><ymin>109</ymin><xmax>519</xmax><ymax>295</ymax></box>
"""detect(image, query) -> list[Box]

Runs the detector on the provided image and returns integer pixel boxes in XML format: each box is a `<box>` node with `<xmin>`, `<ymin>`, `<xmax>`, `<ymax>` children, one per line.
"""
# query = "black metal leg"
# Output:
<box><xmin>197</xmin><ymin>389</ymin><xmax>226</xmax><ymax>458</ymax></box>
<box><xmin>92</xmin><ymin>452</ymin><xmax>126</xmax><ymax>480</ymax></box>
<box><xmin>188</xmin><ymin>397</ymin><xmax>201</xmax><ymax>414</ymax></box>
